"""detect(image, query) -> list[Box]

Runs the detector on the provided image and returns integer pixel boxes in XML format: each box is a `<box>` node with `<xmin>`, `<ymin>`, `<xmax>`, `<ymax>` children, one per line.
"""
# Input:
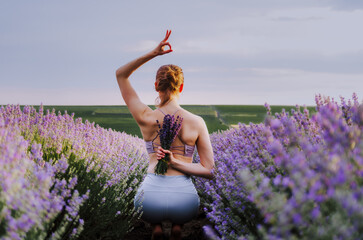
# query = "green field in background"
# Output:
<box><xmin>25</xmin><ymin>105</ymin><xmax>316</xmax><ymax>138</ymax></box>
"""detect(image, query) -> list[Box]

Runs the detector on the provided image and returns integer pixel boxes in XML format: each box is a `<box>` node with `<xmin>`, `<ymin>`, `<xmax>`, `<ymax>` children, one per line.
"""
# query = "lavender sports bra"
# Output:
<box><xmin>144</xmin><ymin>109</ymin><xmax>196</xmax><ymax>158</ymax></box>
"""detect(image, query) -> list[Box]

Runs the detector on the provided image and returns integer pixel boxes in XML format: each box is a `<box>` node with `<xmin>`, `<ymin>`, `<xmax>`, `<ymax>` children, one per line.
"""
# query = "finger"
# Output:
<box><xmin>164</xmin><ymin>29</ymin><xmax>171</xmax><ymax>42</ymax></box>
<box><xmin>160</xmin><ymin>42</ymin><xmax>172</xmax><ymax>54</ymax></box>
<box><xmin>160</xmin><ymin>41</ymin><xmax>170</xmax><ymax>47</ymax></box>
<box><xmin>165</xmin><ymin>42</ymin><xmax>172</xmax><ymax>50</ymax></box>
<box><xmin>163</xmin><ymin>30</ymin><xmax>170</xmax><ymax>42</ymax></box>
<box><xmin>156</xmin><ymin>147</ymin><xmax>166</xmax><ymax>156</ymax></box>
<box><xmin>161</xmin><ymin>149</ymin><xmax>172</xmax><ymax>155</ymax></box>
<box><xmin>161</xmin><ymin>49</ymin><xmax>173</xmax><ymax>55</ymax></box>
<box><xmin>160</xmin><ymin>43</ymin><xmax>172</xmax><ymax>51</ymax></box>
<box><xmin>156</xmin><ymin>153</ymin><xmax>165</xmax><ymax>158</ymax></box>
<box><xmin>160</xmin><ymin>42</ymin><xmax>172</xmax><ymax>50</ymax></box>
<box><xmin>157</xmin><ymin>147</ymin><xmax>171</xmax><ymax>154</ymax></box>
<box><xmin>156</xmin><ymin>150</ymin><xmax>162</xmax><ymax>154</ymax></box>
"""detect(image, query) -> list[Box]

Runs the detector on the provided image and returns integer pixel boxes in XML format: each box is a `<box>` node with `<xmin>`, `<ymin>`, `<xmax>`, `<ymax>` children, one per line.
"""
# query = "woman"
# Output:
<box><xmin>116</xmin><ymin>30</ymin><xmax>215</xmax><ymax>240</ymax></box>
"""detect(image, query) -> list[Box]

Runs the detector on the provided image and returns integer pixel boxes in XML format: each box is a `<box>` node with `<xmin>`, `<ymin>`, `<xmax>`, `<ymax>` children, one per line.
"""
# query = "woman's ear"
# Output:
<box><xmin>179</xmin><ymin>83</ymin><xmax>184</xmax><ymax>93</ymax></box>
<box><xmin>155</xmin><ymin>81</ymin><xmax>158</xmax><ymax>90</ymax></box>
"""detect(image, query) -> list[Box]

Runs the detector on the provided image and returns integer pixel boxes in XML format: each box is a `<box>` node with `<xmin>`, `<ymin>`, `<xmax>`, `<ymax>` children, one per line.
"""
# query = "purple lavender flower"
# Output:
<box><xmin>154</xmin><ymin>114</ymin><xmax>183</xmax><ymax>175</ymax></box>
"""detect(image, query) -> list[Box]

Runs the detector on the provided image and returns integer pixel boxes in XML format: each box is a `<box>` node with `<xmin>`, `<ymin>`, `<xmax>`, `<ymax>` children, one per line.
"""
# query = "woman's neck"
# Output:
<box><xmin>158</xmin><ymin>97</ymin><xmax>180</xmax><ymax>110</ymax></box>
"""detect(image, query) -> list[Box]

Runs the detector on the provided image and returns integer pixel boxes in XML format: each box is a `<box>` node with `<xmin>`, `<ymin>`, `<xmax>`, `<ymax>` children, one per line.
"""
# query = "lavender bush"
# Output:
<box><xmin>194</xmin><ymin>123</ymin><xmax>275</xmax><ymax>239</ymax></box>
<box><xmin>0</xmin><ymin>122</ymin><xmax>67</xmax><ymax>240</ymax></box>
<box><xmin>0</xmin><ymin>104</ymin><xmax>148</xmax><ymax>239</ymax></box>
<box><xmin>196</xmin><ymin>93</ymin><xmax>363</xmax><ymax>240</ymax></box>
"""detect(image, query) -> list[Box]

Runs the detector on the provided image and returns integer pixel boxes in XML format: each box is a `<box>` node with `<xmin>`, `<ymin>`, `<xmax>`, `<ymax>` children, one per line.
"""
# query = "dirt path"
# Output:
<box><xmin>211</xmin><ymin>106</ymin><xmax>229</xmax><ymax>128</ymax></box>
<box><xmin>124</xmin><ymin>212</ymin><xmax>211</xmax><ymax>240</ymax></box>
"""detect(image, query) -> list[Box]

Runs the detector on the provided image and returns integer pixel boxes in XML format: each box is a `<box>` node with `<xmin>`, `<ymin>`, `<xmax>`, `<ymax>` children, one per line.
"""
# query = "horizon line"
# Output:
<box><xmin>1</xmin><ymin>103</ymin><xmax>316</xmax><ymax>107</ymax></box>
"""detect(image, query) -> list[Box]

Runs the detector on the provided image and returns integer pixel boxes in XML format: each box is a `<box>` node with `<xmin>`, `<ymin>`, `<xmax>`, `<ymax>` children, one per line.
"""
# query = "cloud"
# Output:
<box><xmin>0</xmin><ymin>87</ymin><xmax>123</xmax><ymax>106</ymax></box>
<box><xmin>124</xmin><ymin>40</ymin><xmax>159</xmax><ymax>53</ymax></box>
<box><xmin>326</xmin><ymin>0</ymin><xmax>363</xmax><ymax>11</ymax></box>
<box><xmin>271</xmin><ymin>16</ymin><xmax>323</xmax><ymax>22</ymax></box>
<box><xmin>170</xmin><ymin>49</ymin><xmax>363</xmax><ymax>75</ymax></box>
<box><xmin>234</xmin><ymin>0</ymin><xmax>363</xmax><ymax>11</ymax></box>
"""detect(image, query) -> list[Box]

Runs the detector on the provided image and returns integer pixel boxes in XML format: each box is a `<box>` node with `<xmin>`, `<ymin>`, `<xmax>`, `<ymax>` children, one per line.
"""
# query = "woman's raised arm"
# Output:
<box><xmin>115</xmin><ymin>30</ymin><xmax>173</xmax><ymax>124</ymax></box>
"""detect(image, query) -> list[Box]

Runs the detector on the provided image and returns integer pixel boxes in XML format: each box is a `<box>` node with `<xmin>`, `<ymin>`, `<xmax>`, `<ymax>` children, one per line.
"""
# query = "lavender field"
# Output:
<box><xmin>1</xmin><ymin>94</ymin><xmax>363</xmax><ymax>239</ymax></box>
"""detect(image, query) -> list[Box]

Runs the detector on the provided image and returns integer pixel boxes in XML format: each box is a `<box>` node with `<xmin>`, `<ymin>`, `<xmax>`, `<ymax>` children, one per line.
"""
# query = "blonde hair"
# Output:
<box><xmin>155</xmin><ymin>64</ymin><xmax>184</xmax><ymax>107</ymax></box>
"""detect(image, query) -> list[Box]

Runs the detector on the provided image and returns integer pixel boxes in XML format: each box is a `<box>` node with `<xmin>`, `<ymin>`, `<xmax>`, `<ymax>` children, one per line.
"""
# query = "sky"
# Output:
<box><xmin>1</xmin><ymin>0</ymin><xmax>363</xmax><ymax>106</ymax></box>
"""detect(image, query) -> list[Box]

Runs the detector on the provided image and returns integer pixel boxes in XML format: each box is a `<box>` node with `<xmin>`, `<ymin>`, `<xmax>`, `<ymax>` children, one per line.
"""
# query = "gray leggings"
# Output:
<box><xmin>134</xmin><ymin>173</ymin><xmax>200</xmax><ymax>224</ymax></box>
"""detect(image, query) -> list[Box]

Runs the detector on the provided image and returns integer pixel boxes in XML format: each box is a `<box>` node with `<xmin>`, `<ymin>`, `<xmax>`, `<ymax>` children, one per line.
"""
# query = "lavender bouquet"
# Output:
<box><xmin>154</xmin><ymin>114</ymin><xmax>183</xmax><ymax>175</ymax></box>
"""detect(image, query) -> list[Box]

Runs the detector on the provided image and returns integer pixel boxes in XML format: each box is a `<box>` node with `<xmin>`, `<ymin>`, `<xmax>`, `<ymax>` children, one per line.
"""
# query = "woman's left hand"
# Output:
<box><xmin>156</xmin><ymin>147</ymin><xmax>176</xmax><ymax>166</ymax></box>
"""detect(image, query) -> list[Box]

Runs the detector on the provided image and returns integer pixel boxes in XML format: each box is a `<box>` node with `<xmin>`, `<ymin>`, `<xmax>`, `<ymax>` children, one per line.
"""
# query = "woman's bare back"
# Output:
<box><xmin>140</xmin><ymin>107</ymin><xmax>203</xmax><ymax>175</ymax></box>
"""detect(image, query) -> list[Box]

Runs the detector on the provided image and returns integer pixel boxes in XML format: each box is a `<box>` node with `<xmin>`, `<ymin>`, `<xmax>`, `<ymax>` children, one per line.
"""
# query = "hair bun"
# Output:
<box><xmin>155</xmin><ymin>64</ymin><xmax>184</xmax><ymax>107</ymax></box>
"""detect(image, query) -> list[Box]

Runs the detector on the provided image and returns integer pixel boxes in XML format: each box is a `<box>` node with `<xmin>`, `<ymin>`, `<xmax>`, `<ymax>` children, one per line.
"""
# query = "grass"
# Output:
<box><xmin>15</xmin><ymin>104</ymin><xmax>316</xmax><ymax>138</ymax></box>
<box><xmin>215</xmin><ymin>105</ymin><xmax>316</xmax><ymax>126</ymax></box>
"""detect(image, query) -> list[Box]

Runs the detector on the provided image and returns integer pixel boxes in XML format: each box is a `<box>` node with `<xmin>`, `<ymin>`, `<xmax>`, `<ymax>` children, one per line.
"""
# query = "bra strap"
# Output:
<box><xmin>157</xmin><ymin>108</ymin><xmax>180</xmax><ymax>116</ymax></box>
<box><xmin>172</xmin><ymin>109</ymin><xmax>180</xmax><ymax>115</ymax></box>
<box><xmin>157</xmin><ymin>108</ymin><xmax>166</xmax><ymax>115</ymax></box>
